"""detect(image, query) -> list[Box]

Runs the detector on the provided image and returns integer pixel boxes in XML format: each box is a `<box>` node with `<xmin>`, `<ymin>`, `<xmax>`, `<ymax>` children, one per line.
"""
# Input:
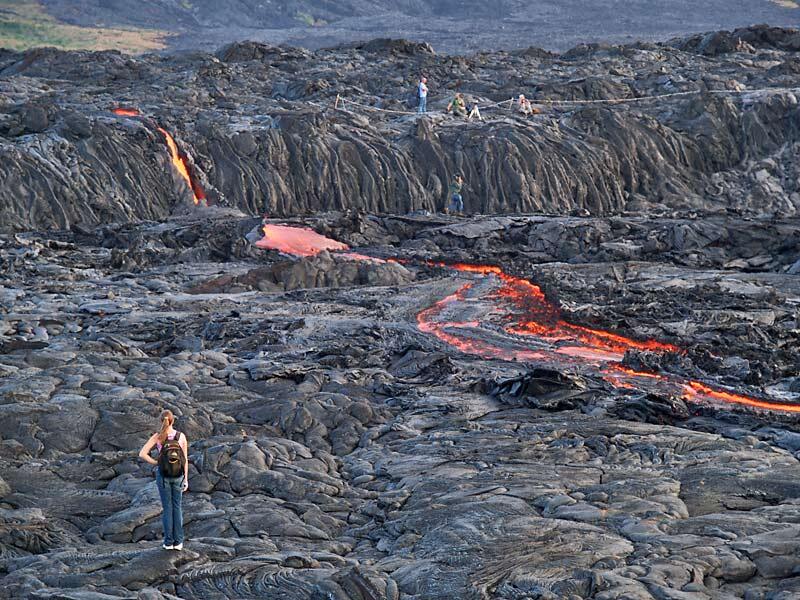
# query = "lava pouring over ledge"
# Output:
<box><xmin>112</xmin><ymin>108</ymin><xmax>205</xmax><ymax>204</ymax></box>
<box><xmin>256</xmin><ymin>225</ymin><xmax>800</xmax><ymax>413</ymax></box>
<box><xmin>157</xmin><ymin>128</ymin><xmax>206</xmax><ymax>205</ymax></box>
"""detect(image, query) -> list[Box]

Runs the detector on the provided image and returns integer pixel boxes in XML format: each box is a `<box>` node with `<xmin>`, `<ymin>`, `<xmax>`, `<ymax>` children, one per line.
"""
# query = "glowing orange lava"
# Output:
<box><xmin>157</xmin><ymin>128</ymin><xmax>206</xmax><ymax>205</ymax></box>
<box><xmin>682</xmin><ymin>381</ymin><xmax>800</xmax><ymax>413</ymax></box>
<box><xmin>112</xmin><ymin>108</ymin><xmax>141</xmax><ymax>117</ymax></box>
<box><xmin>416</xmin><ymin>284</ymin><xmax>547</xmax><ymax>362</ymax></box>
<box><xmin>439</xmin><ymin>262</ymin><xmax>679</xmax><ymax>356</ymax></box>
<box><xmin>341</xmin><ymin>252</ymin><xmax>387</xmax><ymax>263</ymax></box>
<box><xmin>601</xmin><ymin>364</ymin><xmax>665</xmax><ymax>389</ymax></box>
<box><xmin>256</xmin><ymin>224</ymin><xmax>350</xmax><ymax>256</ymax></box>
<box><xmin>251</xmin><ymin>227</ymin><xmax>800</xmax><ymax>414</ymax></box>
<box><xmin>112</xmin><ymin>108</ymin><xmax>205</xmax><ymax>204</ymax></box>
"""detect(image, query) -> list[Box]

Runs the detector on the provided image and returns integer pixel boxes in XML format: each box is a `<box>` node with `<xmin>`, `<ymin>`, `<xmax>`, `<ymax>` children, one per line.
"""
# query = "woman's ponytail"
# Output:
<box><xmin>158</xmin><ymin>409</ymin><xmax>174</xmax><ymax>444</ymax></box>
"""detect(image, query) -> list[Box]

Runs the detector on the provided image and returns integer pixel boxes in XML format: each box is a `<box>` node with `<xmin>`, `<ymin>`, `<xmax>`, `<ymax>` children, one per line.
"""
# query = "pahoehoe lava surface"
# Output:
<box><xmin>3</xmin><ymin>26</ymin><xmax>800</xmax><ymax>232</ymax></box>
<box><xmin>4</xmin><ymin>24</ymin><xmax>800</xmax><ymax>600</ymax></box>
<box><xmin>2</xmin><ymin>207</ymin><xmax>800</xmax><ymax>598</ymax></box>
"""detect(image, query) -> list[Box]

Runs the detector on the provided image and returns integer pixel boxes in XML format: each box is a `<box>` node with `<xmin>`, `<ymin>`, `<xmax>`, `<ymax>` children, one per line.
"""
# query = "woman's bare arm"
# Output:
<box><xmin>138</xmin><ymin>434</ymin><xmax>159</xmax><ymax>465</ymax></box>
<box><xmin>180</xmin><ymin>434</ymin><xmax>189</xmax><ymax>490</ymax></box>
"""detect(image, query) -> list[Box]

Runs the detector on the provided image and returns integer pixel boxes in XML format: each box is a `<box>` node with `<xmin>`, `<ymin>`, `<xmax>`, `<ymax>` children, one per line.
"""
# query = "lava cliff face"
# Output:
<box><xmin>2</xmin><ymin>26</ymin><xmax>800</xmax><ymax>233</ymax></box>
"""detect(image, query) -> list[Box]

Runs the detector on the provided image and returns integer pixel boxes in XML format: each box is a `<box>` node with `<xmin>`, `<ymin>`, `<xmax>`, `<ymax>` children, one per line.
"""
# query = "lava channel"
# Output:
<box><xmin>255</xmin><ymin>222</ymin><xmax>800</xmax><ymax>414</ymax></box>
<box><xmin>112</xmin><ymin>108</ymin><xmax>206</xmax><ymax>205</ymax></box>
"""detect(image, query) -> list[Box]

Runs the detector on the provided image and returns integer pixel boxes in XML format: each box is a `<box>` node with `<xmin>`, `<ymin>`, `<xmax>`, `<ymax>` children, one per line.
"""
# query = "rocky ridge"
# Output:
<box><xmin>2</xmin><ymin>26</ymin><xmax>800</xmax><ymax>232</ymax></box>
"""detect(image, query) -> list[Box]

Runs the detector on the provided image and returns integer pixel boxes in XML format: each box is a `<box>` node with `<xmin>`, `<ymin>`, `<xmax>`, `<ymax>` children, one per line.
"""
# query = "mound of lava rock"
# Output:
<box><xmin>188</xmin><ymin>251</ymin><xmax>413</xmax><ymax>294</ymax></box>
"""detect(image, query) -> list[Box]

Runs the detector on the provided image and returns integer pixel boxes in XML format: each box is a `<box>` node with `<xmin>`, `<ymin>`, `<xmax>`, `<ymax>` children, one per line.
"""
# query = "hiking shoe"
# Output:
<box><xmin>172</xmin><ymin>543</ymin><xmax>183</xmax><ymax>551</ymax></box>
<box><xmin>162</xmin><ymin>544</ymin><xmax>173</xmax><ymax>550</ymax></box>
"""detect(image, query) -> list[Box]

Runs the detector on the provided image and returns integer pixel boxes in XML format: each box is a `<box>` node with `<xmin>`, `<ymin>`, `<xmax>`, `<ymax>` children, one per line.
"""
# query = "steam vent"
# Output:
<box><xmin>3</xmin><ymin>13</ymin><xmax>800</xmax><ymax>600</ymax></box>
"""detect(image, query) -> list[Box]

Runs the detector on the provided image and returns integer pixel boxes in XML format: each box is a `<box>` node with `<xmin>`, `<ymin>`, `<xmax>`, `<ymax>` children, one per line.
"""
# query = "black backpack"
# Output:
<box><xmin>158</xmin><ymin>432</ymin><xmax>185</xmax><ymax>478</ymax></box>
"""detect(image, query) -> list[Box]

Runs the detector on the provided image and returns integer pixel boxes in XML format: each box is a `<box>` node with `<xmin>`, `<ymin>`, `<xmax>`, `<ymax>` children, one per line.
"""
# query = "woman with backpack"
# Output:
<box><xmin>138</xmin><ymin>409</ymin><xmax>189</xmax><ymax>550</ymax></box>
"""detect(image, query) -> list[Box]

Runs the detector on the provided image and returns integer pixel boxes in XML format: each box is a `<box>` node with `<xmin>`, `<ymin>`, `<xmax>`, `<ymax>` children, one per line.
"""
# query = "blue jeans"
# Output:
<box><xmin>156</xmin><ymin>472</ymin><xmax>184</xmax><ymax>545</ymax></box>
<box><xmin>450</xmin><ymin>194</ymin><xmax>464</xmax><ymax>213</ymax></box>
<box><xmin>418</xmin><ymin>96</ymin><xmax>427</xmax><ymax>113</ymax></box>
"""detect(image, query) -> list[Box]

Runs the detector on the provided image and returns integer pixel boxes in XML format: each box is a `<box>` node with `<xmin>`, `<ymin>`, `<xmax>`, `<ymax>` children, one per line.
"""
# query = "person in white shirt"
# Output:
<box><xmin>517</xmin><ymin>94</ymin><xmax>533</xmax><ymax>116</ymax></box>
<box><xmin>418</xmin><ymin>77</ymin><xmax>429</xmax><ymax>113</ymax></box>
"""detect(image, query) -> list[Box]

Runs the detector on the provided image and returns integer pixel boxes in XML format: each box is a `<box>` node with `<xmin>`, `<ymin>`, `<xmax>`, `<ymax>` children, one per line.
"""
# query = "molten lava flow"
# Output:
<box><xmin>416</xmin><ymin>284</ymin><xmax>547</xmax><ymax>362</ymax></box>
<box><xmin>601</xmin><ymin>364</ymin><xmax>666</xmax><ymax>389</ymax></box>
<box><xmin>341</xmin><ymin>252</ymin><xmax>387</xmax><ymax>263</ymax></box>
<box><xmin>112</xmin><ymin>108</ymin><xmax>141</xmax><ymax>117</ymax></box>
<box><xmin>256</xmin><ymin>224</ymin><xmax>350</xmax><ymax>256</ymax></box>
<box><xmin>112</xmin><ymin>108</ymin><xmax>205</xmax><ymax>204</ymax></box>
<box><xmin>157</xmin><ymin>128</ymin><xmax>206</xmax><ymax>205</ymax></box>
<box><xmin>250</xmin><ymin>225</ymin><xmax>800</xmax><ymax>413</ymax></box>
<box><xmin>682</xmin><ymin>381</ymin><xmax>800</xmax><ymax>413</ymax></box>
<box><xmin>418</xmin><ymin>261</ymin><xmax>800</xmax><ymax>413</ymax></box>
<box><xmin>439</xmin><ymin>262</ymin><xmax>679</xmax><ymax>357</ymax></box>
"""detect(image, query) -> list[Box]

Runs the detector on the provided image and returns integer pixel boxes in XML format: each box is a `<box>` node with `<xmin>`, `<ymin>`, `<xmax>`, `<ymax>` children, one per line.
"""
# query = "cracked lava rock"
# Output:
<box><xmin>2</xmin><ymin>209</ymin><xmax>800</xmax><ymax>599</ymax></box>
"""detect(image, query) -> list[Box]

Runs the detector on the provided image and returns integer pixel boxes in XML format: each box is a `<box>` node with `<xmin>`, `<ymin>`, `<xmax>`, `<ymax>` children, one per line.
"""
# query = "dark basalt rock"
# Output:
<box><xmin>1</xmin><ymin>211</ymin><xmax>800</xmax><ymax>598</ymax></box>
<box><xmin>611</xmin><ymin>392</ymin><xmax>691</xmax><ymax>424</ymax></box>
<box><xmin>355</xmin><ymin>38</ymin><xmax>436</xmax><ymax>56</ymax></box>
<box><xmin>21</xmin><ymin>105</ymin><xmax>49</xmax><ymax>134</ymax></box>
<box><xmin>671</xmin><ymin>24</ymin><xmax>800</xmax><ymax>55</ymax></box>
<box><xmin>187</xmin><ymin>250</ymin><xmax>414</xmax><ymax>293</ymax></box>
<box><xmin>2</xmin><ymin>27</ymin><xmax>800</xmax><ymax>232</ymax></box>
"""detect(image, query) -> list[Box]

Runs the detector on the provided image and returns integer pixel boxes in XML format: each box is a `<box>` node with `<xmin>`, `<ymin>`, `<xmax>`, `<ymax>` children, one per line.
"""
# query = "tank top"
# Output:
<box><xmin>156</xmin><ymin>430</ymin><xmax>181</xmax><ymax>452</ymax></box>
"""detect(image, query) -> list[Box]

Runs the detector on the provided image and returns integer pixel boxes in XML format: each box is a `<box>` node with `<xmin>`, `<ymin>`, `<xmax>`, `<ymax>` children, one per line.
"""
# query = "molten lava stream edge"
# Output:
<box><xmin>249</xmin><ymin>208</ymin><xmax>800</xmax><ymax>413</ymax></box>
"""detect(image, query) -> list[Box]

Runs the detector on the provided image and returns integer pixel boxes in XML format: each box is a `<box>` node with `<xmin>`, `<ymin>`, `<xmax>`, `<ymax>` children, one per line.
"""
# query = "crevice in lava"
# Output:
<box><xmin>255</xmin><ymin>224</ymin><xmax>800</xmax><ymax>414</ymax></box>
<box><xmin>112</xmin><ymin>108</ymin><xmax>206</xmax><ymax>205</ymax></box>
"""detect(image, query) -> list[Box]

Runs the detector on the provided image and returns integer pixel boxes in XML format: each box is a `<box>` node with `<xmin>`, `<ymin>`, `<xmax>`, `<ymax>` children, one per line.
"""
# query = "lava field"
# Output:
<box><xmin>2</xmin><ymin>24</ymin><xmax>800</xmax><ymax>600</ymax></box>
<box><xmin>2</xmin><ymin>209</ymin><xmax>800</xmax><ymax>598</ymax></box>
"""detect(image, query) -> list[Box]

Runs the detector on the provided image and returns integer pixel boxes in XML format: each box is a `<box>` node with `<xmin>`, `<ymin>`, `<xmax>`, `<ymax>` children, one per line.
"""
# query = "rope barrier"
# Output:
<box><xmin>539</xmin><ymin>86</ymin><xmax>800</xmax><ymax>105</ymax></box>
<box><xmin>338</xmin><ymin>95</ymin><xmax>513</xmax><ymax>116</ymax></box>
<box><xmin>325</xmin><ymin>85</ymin><xmax>800</xmax><ymax>117</ymax></box>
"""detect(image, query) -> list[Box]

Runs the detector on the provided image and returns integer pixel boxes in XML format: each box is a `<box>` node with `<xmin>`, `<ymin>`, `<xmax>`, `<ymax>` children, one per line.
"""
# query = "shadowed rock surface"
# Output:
<box><xmin>3</xmin><ymin>26</ymin><xmax>800</xmax><ymax>232</ymax></box>
<box><xmin>1</xmin><ymin>209</ymin><xmax>800</xmax><ymax>598</ymax></box>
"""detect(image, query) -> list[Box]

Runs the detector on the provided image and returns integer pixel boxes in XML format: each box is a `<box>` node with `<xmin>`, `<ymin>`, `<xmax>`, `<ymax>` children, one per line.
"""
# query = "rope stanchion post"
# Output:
<box><xmin>334</xmin><ymin>94</ymin><xmax>340</xmax><ymax>110</ymax></box>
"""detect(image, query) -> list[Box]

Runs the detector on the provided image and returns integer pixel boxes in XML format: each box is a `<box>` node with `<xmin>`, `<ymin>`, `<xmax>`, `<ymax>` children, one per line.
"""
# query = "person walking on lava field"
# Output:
<box><xmin>417</xmin><ymin>77</ymin><xmax>429</xmax><ymax>113</ymax></box>
<box><xmin>139</xmin><ymin>409</ymin><xmax>189</xmax><ymax>550</ymax></box>
<box><xmin>446</xmin><ymin>92</ymin><xmax>468</xmax><ymax>117</ymax></box>
<box><xmin>446</xmin><ymin>174</ymin><xmax>465</xmax><ymax>215</ymax></box>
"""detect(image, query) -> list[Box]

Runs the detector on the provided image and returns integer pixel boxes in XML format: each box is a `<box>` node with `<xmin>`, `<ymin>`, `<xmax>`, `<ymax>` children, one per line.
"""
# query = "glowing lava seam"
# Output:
<box><xmin>112</xmin><ymin>108</ymin><xmax>205</xmax><ymax>205</ymax></box>
<box><xmin>254</xmin><ymin>209</ymin><xmax>799</xmax><ymax>413</ymax></box>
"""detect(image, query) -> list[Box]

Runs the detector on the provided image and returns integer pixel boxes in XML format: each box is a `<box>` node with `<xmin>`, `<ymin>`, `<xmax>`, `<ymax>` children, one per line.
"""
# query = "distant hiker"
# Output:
<box><xmin>447</xmin><ymin>174</ymin><xmax>465</xmax><ymax>214</ymax></box>
<box><xmin>516</xmin><ymin>94</ymin><xmax>540</xmax><ymax>116</ymax></box>
<box><xmin>517</xmin><ymin>94</ymin><xmax>533</xmax><ymax>116</ymax></box>
<box><xmin>447</xmin><ymin>93</ymin><xmax>467</xmax><ymax>118</ymax></box>
<box><xmin>139</xmin><ymin>410</ymin><xmax>189</xmax><ymax>551</ymax></box>
<box><xmin>468</xmin><ymin>103</ymin><xmax>483</xmax><ymax>121</ymax></box>
<box><xmin>417</xmin><ymin>77</ymin><xmax>429</xmax><ymax>113</ymax></box>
